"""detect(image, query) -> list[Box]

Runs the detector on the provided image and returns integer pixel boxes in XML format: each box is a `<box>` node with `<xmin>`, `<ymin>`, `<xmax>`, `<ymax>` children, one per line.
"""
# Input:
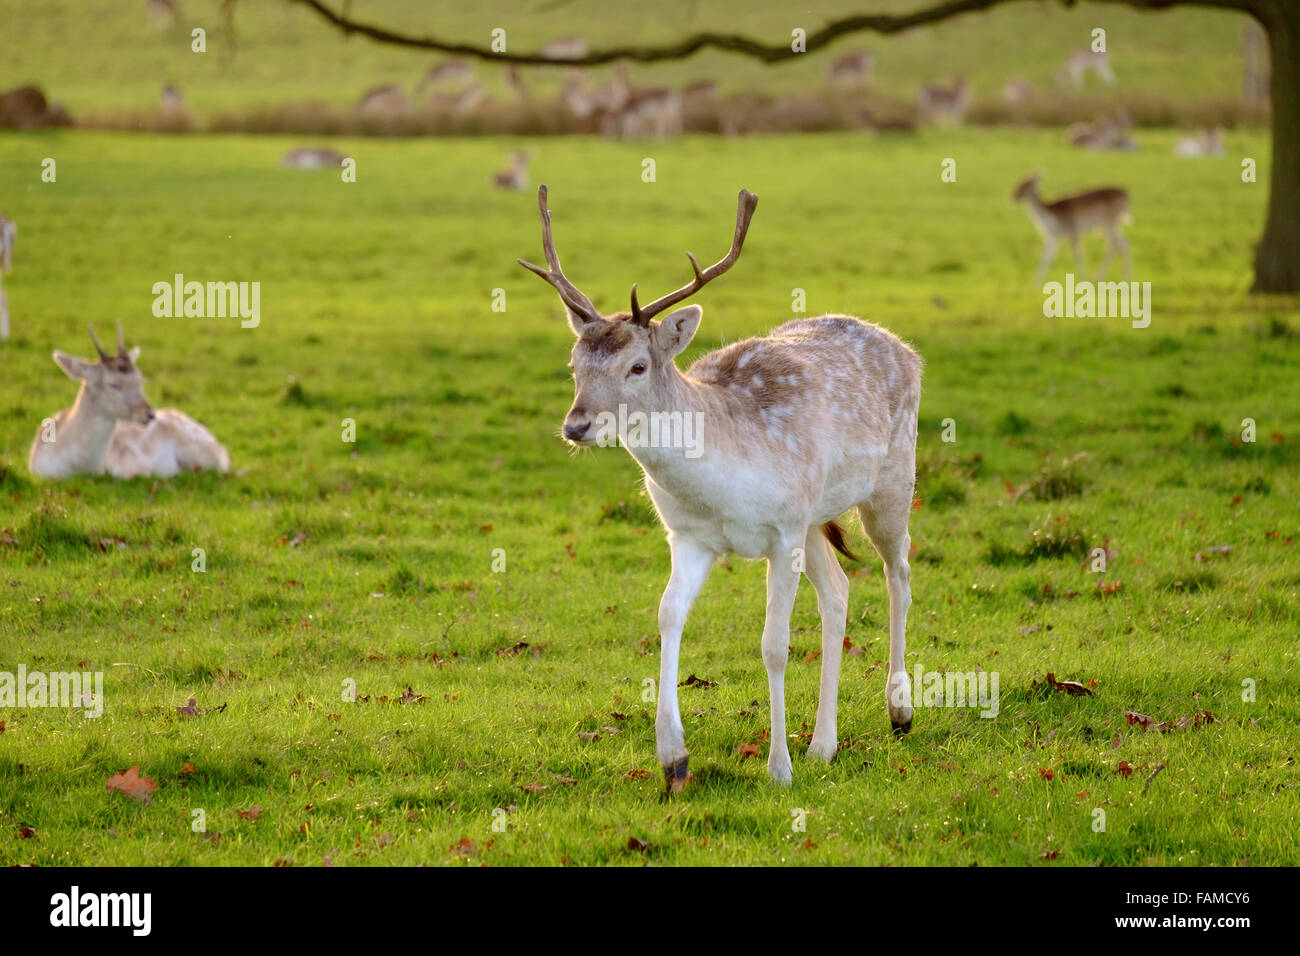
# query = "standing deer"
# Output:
<box><xmin>1013</xmin><ymin>174</ymin><xmax>1131</xmax><ymax>285</ymax></box>
<box><xmin>916</xmin><ymin>77</ymin><xmax>968</xmax><ymax>126</ymax></box>
<box><xmin>1057</xmin><ymin>49</ymin><xmax>1116</xmax><ymax>88</ymax></box>
<box><xmin>28</xmin><ymin>323</ymin><xmax>230</xmax><ymax>480</ymax></box>
<box><xmin>492</xmin><ymin>150</ymin><xmax>532</xmax><ymax>191</ymax></box>
<box><xmin>0</xmin><ymin>211</ymin><xmax>15</xmax><ymax>341</ymax></box>
<box><xmin>519</xmin><ymin>187</ymin><xmax>921</xmax><ymax>789</ymax></box>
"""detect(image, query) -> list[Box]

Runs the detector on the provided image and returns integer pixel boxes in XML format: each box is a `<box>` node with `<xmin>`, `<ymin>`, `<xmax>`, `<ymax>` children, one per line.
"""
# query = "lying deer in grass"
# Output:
<box><xmin>28</xmin><ymin>323</ymin><xmax>230</xmax><ymax>480</ymax></box>
<box><xmin>0</xmin><ymin>211</ymin><xmax>14</xmax><ymax>341</ymax></box>
<box><xmin>520</xmin><ymin>187</ymin><xmax>921</xmax><ymax>789</ymax></box>
<box><xmin>1013</xmin><ymin>173</ymin><xmax>1131</xmax><ymax>285</ymax></box>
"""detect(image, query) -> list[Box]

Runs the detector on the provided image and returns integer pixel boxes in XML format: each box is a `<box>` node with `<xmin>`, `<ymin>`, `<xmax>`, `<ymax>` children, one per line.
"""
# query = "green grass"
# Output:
<box><xmin>0</xmin><ymin>0</ymin><xmax>1258</xmax><ymax>116</ymax></box>
<box><xmin>0</xmin><ymin>128</ymin><xmax>1297</xmax><ymax>866</ymax></box>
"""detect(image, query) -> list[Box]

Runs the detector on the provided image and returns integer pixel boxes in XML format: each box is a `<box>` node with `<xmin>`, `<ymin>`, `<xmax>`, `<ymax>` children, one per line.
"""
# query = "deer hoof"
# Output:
<box><xmin>891</xmin><ymin>718</ymin><xmax>913</xmax><ymax>737</ymax></box>
<box><xmin>663</xmin><ymin>756</ymin><xmax>690</xmax><ymax>794</ymax></box>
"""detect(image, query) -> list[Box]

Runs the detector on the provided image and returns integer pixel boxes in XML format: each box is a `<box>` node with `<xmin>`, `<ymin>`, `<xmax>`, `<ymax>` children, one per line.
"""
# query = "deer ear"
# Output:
<box><xmin>53</xmin><ymin>350</ymin><xmax>97</xmax><ymax>381</ymax></box>
<box><xmin>652</xmin><ymin>305</ymin><xmax>702</xmax><ymax>358</ymax></box>
<box><xmin>128</xmin><ymin>346</ymin><xmax>141</xmax><ymax>364</ymax></box>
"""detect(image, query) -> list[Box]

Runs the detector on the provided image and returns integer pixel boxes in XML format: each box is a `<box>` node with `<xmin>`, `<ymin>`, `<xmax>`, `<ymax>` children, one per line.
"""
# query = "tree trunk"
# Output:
<box><xmin>1251</xmin><ymin>0</ymin><xmax>1300</xmax><ymax>293</ymax></box>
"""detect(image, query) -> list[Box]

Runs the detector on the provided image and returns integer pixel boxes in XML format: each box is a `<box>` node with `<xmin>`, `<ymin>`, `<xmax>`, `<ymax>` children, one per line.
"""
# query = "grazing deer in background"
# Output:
<box><xmin>418</xmin><ymin>59</ymin><xmax>474</xmax><ymax>93</ymax></box>
<box><xmin>1057</xmin><ymin>49</ymin><xmax>1115</xmax><ymax>88</ymax></box>
<box><xmin>828</xmin><ymin>50</ymin><xmax>875</xmax><ymax>88</ymax></box>
<box><xmin>1013</xmin><ymin>174</ymin><xmax>1131</xmax><ymax>285</ymax></box>
<box><xmin>29</xmin><ymin>324</ymin><xmax>230</xmax><ymax>480</ymax></box>
<box><xmin>280</xmin><ymin>147</ymin><xmax>347</xmax><ymax>170</ymax></box>
<box><xmin>519</xmin><ymin>187</ymin><xmax>922</xmax><ymax>790</ymax></box>
<box><xmin>357</xmin><ymin>84</ymin><xmax>411</xmax><ymax>115</ymax></box>
<box><xmin>0</xmin><ymin>211</ymin><xmax>15</xmax><ymax>341</ymax></box>
<box><xmin>917</xmin><ymin>77</ymin><xmax>968</xmax><ymax>125</ymax></box>
<box><xmin>1174</xmin><ymin>127</ymin><xmax>1224</xmax><ymax>157</ymax></box>
<box><xmin>492</xmin><ymin>150</ymin><xmax>532</xmax><ymax>191</ymax></box>
<box><xmin>1002</xmin><ymin>78</ymin><xmax>1033</xmax><ymax>104</ymax></box>
<box><xmin>1066</xmin><ymin>114</ymin><xmax>1136</xmax><ymax>151</ymax></box>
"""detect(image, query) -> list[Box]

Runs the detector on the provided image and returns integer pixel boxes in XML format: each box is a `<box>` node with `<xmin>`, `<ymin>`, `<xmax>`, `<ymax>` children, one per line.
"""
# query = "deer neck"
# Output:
<box><xmin>60</xmin><ymin>383</ymin><xmax>119</xmax><ymax>467</ymax></box>
<box><xmin>1023</xmin><ymin>191</ymin><xmax>1058</xmax><ymax>233</ymax></box>
<box><xmin>620</xmin><ymin>363</ymin><xmax>711</xmax><ymax>481</ymax></box>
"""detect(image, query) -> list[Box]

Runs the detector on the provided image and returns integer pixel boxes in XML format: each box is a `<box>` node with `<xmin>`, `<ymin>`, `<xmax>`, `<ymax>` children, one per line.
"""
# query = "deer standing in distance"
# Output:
<box><xmin>492</xmin><ymin>150</ymin><xmax>532</xmax><ymax>191</ymax></box>
<box><xmin>1057</xmin><ymin>49</ymin><xmax>1116</xmax><ymax>88</ymax></box>
<box><xmin>519</xmin><ymin>186</ymin><xmax>922</xmax><ymax>790</ymax></box>
<box><xmin>828</xmin><ymin>50</ymin><xmax>875</xmax><ymax>88</ymax></box>
<box><xmin>916</xmin><ymin>76</ymin><xmax>968</xmax><ymax>125</ymax></box>
<box><xmin>1174</xmin><ymin>127</ymin><xmax>1224</xmax><ymax>157</ymax></box>
<box><xmin>29</xmin><ymin>323</ymin><xmax>230</xmax><ymax>480</ymax></box>
<box><xmin>1013</xmin><ymin>173</ymin><xmax>1131</xmax><ymax>285</ymax></box>
<box><xmin>0</xmin><ymin>211</ymin><xmax>15</xmax><ymax>341</ymax></box>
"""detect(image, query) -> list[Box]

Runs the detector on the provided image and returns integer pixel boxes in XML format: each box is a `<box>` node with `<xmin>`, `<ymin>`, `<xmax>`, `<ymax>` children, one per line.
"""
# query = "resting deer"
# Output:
<box><xmin>1057</xmin><ymin>49</ymin><xmax>1116</xmax><ymax>88</ymax></box>
<box><xmin>28</xmin><ymin>323</ymin><xmax>230</xmax><ymax>480</ymax></box>
<box><xmin>0</xmin><ymin>211</ymin><xmax>15</xmax><ymax>341</ymax></box>
<box><xmin>519</xmin><ymin>187</ymin><xmax>921</xmax><ymax>789</ymax></box>
<box><xmin>1013</xmin><ymin>174</ymin><xmax>1131</xmax><ymax>285</ymax></box>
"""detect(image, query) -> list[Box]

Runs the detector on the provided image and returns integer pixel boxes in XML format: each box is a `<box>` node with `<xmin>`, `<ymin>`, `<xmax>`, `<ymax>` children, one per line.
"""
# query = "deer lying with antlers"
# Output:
<box><xmin>28</xmin><ymin>323</ymin><xmax>230</xmax><ymax>480</ymax></box>
<box><xmin>520</xmin><ymin>187</ymin><xmax>921</xmax><ymax>789</ymax></box>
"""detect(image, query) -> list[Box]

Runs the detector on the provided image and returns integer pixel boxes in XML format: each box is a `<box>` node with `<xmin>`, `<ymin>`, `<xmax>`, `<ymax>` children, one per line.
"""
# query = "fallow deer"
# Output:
<box><xmin>0</xmin><ymin>211</ymin><xmax>15</xmax><ymax>341</ymax></box>
<box><xmin>1174</xmin><ymin>128</ymin><xmax>1224</xmax><ymax>157</ymax></box>
<box><xmin>1057</xmin><ymin>49</ymin><xmax>1116</xmax><ymax>88</ymax></box>
<box><xmin>492</xmin><ymin>150</ymin><xmax>532</xmax><ymax>191</ymax></box>
<box><xmin>28</xmin><ymin>324</ymin><xmax>230</xmax><ymax>480</ymax></box>
<box><xmin>828</xmin><ymin>51</ymin><xmax>875</xmax><ymax>88</ymax></box>
<box><xmin>280</xmin><ymin>147</ymin><xmax>347</xmax><ymax>170</ymax></box>
<box><xmin>1013</xmin><ymin>173</ymin><xmax>1131</xmax><ymax>285</ymax></box>
<box><xmin>916</xmin><ymin>77</ymin><xmax>968</xmax><ymax>126</ymax></box>
<box><xmin>519</xmin><ymin>187</ymin><xmax>922</xmax><ymax>789</ymax></box>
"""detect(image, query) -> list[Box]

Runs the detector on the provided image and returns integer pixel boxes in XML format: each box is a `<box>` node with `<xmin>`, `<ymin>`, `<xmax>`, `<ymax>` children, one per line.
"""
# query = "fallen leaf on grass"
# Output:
<box><xmin>735</xmin><ymin>743</ymin><xmax>761</xmax><ymax>760</ymax></box>
<box><xmin>451</xmin><ymin>837</ymin><xmax>478</xmax><ymax>856</ymax></box>
<box><xmin>19</xmin><ymin>826</ymin><xmax>35</xmax><ymax>839</ymax></box>
<box><xmin>626</xmin><ymin>837</ymin><xmax>650</xmax><ymax>853</ymax></box>
<box><xmin>800</xmin><ymin>837</ymin><xmax>817</xmax><ymax>850</ymax></box>
<box><xmin>1116</xmin><ymin>761</ymin><xmax>1134</xmax><ymax>777</ymax></box>
<box><xmin>577</xmin><ymin>731</ymin><xmax>599</xmax><ymax>742</ymax></box>
<box><xmin>177</xmin><ymin>762</ymin><xmax>198</xmax><ymax>777</ymax></box>
<box><xmin>1039</xmin><ymin>849</ymin><xmax>1061</xmax><ymax>860</ymax></box>
<box><xmin>237</xmin><ymin>806</ymin><xmax>264</xmax><ymax>821</ymax></box>
<box><xmin>678</xmin><ymin>673</ymin><xmax>716</xmax><ymax>689</ymax></box>
<box><xmin>624</xmin><ymin>769</ymin><xmax>652</xmax><ymax>780</ymax></box>
<box><xmin>398</xmin><ymin>687</ymin><xmax>427</xmax><ymax>704</ymax></box>
<box><xmin>520</xmin><ymin>782</ymin><xmax>548</xmax><ymax>793</ymax></box>
<box><xmin>105</xmin><ymin>766</ymin><xmax>157</xmax><ymax>803</ymax></box>
<box><xmin>1044</xmin><ymin>672</ymin><xmax>1093</xmax><ymax>696</ymax></box>
<box><xmin>555</xmin><ymin>775</ymin><xmax>579</xmax><ymax>786</ymax></box>
<box><xmin>1194</xmin><ymin>545</ymin><xmax>1232</xmax><ymax>562</ymax></box>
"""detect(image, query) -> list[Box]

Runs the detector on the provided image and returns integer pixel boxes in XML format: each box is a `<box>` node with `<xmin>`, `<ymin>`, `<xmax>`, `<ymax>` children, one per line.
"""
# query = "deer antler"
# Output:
<box><xmin>116</xmin><ymin>320</ymin><xmax>128</xmax><ymax>357</ymax></box>
<box><xmin>629</xmin><ymin>189</ymin><xmax>758</xmax><ymax>327</ymax></box>
<box><xmin>87</xmin><ymin>324</ymin><xmax>110</xmax><ymax>362</ymax></box>
<box><xmin>517</xmin><ymin>185</ymin><xmax>603</xmax><ymax>325</ymax></box>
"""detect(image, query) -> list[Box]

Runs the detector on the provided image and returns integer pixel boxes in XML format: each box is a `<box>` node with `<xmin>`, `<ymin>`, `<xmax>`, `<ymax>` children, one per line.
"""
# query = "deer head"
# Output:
<box><xmin>53</xmin><ymin>322</ymin><xmax>155</xmax><ymax>425</ymax></box>
<box><xmin>518</xmin><ymin>185</ymin><xmax>757</xmax><ymax>445</ymax></box>
<box><xmin>1012</xmin><ymin>173</ymin><xmax>1042</xmax><ymax>202</ymax></box>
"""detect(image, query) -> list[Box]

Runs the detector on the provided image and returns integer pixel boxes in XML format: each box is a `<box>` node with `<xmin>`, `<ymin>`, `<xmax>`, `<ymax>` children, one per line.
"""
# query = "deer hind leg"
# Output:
<box><xmin>656</xmin><ymin>533</ymin><xmax>716</xmax><ymax>793</ymax></box>
<box><xmin>1098</xmin><ymin>227</ymin><xmax>1130</xmax><ymax>281</ymax></box>
<box><xmin>762</xmin><ymin>539</ymin><xmax>803</xmax><ymax>785</ymax></box>
<box><xmin>858</xmin><ymin>460</ymin><xmax>916</xmax><ymax>735</ymax></box>
<box><xmin>804</xmin><ymin>525</ymin><xmax>849</xmax><ymax>762</ymax></box>
<box><xmin>0</xmin><ymin>277</ymin><xmax>8</xmax><ymax>342</ymax></box>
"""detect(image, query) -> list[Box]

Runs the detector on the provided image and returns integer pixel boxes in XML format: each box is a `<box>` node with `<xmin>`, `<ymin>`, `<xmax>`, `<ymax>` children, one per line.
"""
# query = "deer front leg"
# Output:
<box><xmin>656</xmin><ymin>533</ymin><xmax>716</xmax><ymax>793</ymax></box>
<box><xmin>762</xmin><ymin>543</ymin><xmax>802</xmax><ymax>785</ymax></box>
<box><xmin>1033</xmin><ymin>237</ymin><xmax>1058</xmax><ymax>287</ymax></box>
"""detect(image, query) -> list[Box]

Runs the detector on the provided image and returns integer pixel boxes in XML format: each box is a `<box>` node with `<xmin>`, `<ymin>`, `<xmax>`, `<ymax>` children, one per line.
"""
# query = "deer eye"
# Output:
<box><xmin>629</xmin><ymin>362</ymin><xmax>646</xmax><ymax>376</ymax></box>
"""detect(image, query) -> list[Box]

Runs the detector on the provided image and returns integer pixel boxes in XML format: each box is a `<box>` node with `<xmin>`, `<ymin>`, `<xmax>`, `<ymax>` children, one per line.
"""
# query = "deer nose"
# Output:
<box><xmin>564</xmin><ymin>420</ymin><xmax>590</xmax><ymax>442</ymax></box>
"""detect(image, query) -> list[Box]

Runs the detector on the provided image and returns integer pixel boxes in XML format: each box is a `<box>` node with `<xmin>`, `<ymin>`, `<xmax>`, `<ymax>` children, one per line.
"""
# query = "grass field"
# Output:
<box><xmin>1</xmin><ymin>127</ymin><xmax>1298</xmax><ymax>865</ymax></box>
<box><xmin>1</xmin><ymin>0</ymin><xmax>1256</xmax><ymax>115</ymax></box>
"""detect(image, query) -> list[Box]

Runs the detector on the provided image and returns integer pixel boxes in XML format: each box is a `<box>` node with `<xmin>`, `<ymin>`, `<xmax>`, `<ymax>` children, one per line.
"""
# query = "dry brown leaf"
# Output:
<box><xmin>237</xmin><ymin>806</ymin><xmax>264</xmax><ymax>820</ymax></box>
<box><xmin>105</xmin><ymin>766</ymin><xmax>158</xmax><ymax>803</ymax></box>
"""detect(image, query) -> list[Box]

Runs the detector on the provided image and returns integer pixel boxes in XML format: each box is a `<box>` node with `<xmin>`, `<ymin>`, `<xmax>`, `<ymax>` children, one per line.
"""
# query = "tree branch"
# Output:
<box><xmin>289</xmin><ymin>0</ymin><xmax>1046</xmax><ymax>65</ymax></box>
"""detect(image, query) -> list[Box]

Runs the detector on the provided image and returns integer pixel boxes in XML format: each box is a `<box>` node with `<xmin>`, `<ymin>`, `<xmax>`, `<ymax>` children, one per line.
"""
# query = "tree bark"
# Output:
<box><xmin>1251</xmin><ymin>0</ymin><xmax>1300</xmax><ymax>292</ymax></box>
